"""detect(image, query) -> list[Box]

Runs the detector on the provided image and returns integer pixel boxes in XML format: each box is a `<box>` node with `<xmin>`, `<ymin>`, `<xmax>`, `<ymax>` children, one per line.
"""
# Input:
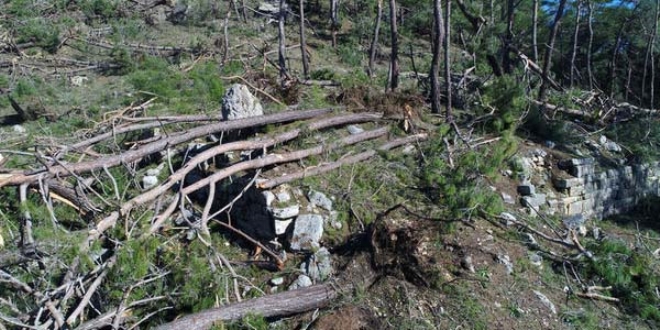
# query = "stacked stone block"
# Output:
<box><xmin>548</xmin><ymin>158</ymin><xmax>660</xmax><ymax>219</ymax></box>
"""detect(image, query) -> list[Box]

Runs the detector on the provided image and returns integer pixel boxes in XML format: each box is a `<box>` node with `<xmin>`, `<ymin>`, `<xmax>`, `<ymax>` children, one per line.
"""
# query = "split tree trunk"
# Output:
<box><xmin>532</xmin><ymin>0</ymin><xmax>539</xmax><ymax>62</ymax></box>
<box><xmin>586</xmin><ymin>0</ymin><xmax>594</xmax><ymax>90</ymax></box>
<box><xmin>569</xmin><ymin>0</ymin><xmax>582</xmax><ymax>88</ymax></box>
<box><xmin>368</xmin><ymin>0</ymin><xmax>383</xmax><ymax>77</ymax></box>
<box><xmin>444</xmin><ymin>0</ymin><xmax>452</xmax><ymax>121</ymax></box>
<box><xmin>388</xmin><ymin>0</ymin><xmax>399</xmax><ymax>91</ymax></box>
<box><xmin>430</xmin><ymin>0</ymin><xmax>444</xmax><ymax>114</ymax></box>
<box><xmin>330</xmin><ymin>0</ymin><xmax>340</xmax><ymax>47</ymax></box>
<box><xmin>299</xmin><ymin>0</ymin><xmax>310</xmax><ymax>79</ymax></box>
<box><xmin>278</xmin><ymin>0</ymin><xmax>288</xmax><ymax>83</ymax></box>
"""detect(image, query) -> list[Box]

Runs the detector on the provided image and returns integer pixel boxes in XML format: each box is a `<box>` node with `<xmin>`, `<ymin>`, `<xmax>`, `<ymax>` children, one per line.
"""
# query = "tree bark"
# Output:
<box><xmin>278</xmin><ymin>0</ymin><xmax>288</xmax><ymax>84</ymax></box>
<box><xmin>330</xmin><ymin>0</ymin><xmax>340</xmax><ymax>47</ymax></box>
<box><xmin>649</xmin><ymin>0</ymin><xmax>659</xmax><ymax>109</ymax></box>
<box><xmin>569</xmin><ymin>0</ymin><xmax>582</xmax><ymax>88</ymax></box>
<box><xmin>259</xmin><ymin>133</ymin><xmax>428</xmax><ymax>189</ymax></box>
<box><xmin>532</xmin><ymin>0</ymin><xmax>539</xmax><ymax>62</ymax></box>
<box><xmin>299</xmin><ymin>0</ymin><xmax>310</xmax><ymax>79</ymax></box>
<box><xmin>444</xmin><ymin>0</ymin><xmax>452</xmax><ymax>121</ymax></box>
<box><xmin>155</xmin><ymin>269</ymin><xmax>378</xmax><ymax>330</ymax></box>
<box><xmin>586</xmin><ymin>0</ymin><xmax>594</xmax><ymax>90</ymax></box>
<box><xmin>503</xmin><ymin>0</ymin><xmax>515</xmax><ymax>74</ymax></box>
<box><xmin>0</xmin><ymin>109</ymin><xmax>334</xmax><ymax>188</ymax></box>
<box><xmin>430</xmin><ymin>0</ymin><xmax>444</xmax><ymax>114</ymax></box>
<box><xmin>368</xmin><ymin>0</ymin><xmax>383</xmax><ymax>77</ymax></box>
<box><xmin>388</xmin><ymin>0</ymin><xmax>399</xmax><ymax>91</ymax></box>
<box><xmin>538</xmin><ymin>0</ymin><xmax>568</xmax><ymax>101</ymax></box>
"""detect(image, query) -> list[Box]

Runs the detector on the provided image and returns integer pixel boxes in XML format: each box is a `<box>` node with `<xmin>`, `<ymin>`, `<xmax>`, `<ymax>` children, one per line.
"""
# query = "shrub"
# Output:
<box><xmin>420</xmin><ymin>126</ymin><xmax>516</xmax><ymax>218</ymax></box>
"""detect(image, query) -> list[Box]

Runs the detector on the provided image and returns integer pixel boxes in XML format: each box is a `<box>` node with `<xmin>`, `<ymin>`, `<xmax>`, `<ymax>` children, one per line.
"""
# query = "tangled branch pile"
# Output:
<box><xmin>0</xmin><ymin>103</ymin><xmax>428</xmax><ymax>328</ymax></box>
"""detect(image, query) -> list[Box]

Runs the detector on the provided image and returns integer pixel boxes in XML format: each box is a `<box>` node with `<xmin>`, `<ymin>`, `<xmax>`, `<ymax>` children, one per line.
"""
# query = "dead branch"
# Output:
<box><xmin>66</xmin><ymin>255</ymin><xmax>117</xmax><ymax>326</ymax></box>
<box><xmin>0</xmin><ymin>108</ymin><xmax>333</xmax><ymax>188</ymax></box>
<box><xmin>518</xmin><ymin>52</ymin><xmax>563</xmax><ymax>92</ymax></box>
<box><xmin>258</xmin><ymin>133</ymin><xmax>428</xmax><ymax>189</ymax></box>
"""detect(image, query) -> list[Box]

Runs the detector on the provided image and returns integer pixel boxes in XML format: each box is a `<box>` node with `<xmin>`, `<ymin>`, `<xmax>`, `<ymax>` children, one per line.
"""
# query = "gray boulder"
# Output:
<box><xmin>308</xmin><ymin>190</ymin><xmax>333</xmax><ymax>211</ymax></box>
<box><xmin>221</xmin><ymin>84</ymin><xmax>264</xmax><ymax>121</ymax></box>
<box><xmin>290</xmin><ymin>214</ymin><xmax>324</xmax><ymax>251</ymax></box>
<box><xmin>288</xmin><ymin>274</ymin><xmax>313</xmax><ymax>290</ymax></box>
<box><xmin>300</xmin><ymin>247</ymin><xmax>333</xmax><ymax>282</ymax></box>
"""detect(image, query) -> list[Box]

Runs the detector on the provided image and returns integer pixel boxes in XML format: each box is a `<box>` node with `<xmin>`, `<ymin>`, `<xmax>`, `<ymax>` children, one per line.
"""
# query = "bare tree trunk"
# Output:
<box><xmin>240</xmin><ymin>0</ymin><xmax>247</xmax><ymax>21</ymax></box>
<box><xmin>586</xmin><ymin>0</ymin><xmax>594</xmax><ymax>90</ymax></box>
<box><xmin>649</xmin><ymin>1</ymin><xmax>660</xmax><ymax>109</ymax></box>
<box><xmin>608</xmin><ymin>24</ymin><xmax>625</xmax><ymax>98</ymax></box>
<box><xmin>368</xmin><ymin>0</ymin><xmax>383</xmax><ymax>77</ymax></box>
<box><xmin>278</xmin><ymin>0</ymin><xmax>288</xmax><ymax>84</ymax></box>
<box><xmin>490</xmin><ymin>0</ymin><xmax>495</xmax><ymax>23</ymax></box>
<box><xmin>222</xmin><ymin>4</ymin><xmax>232</xmax><ymax>65</ymax></box>
<box><xmin>532</xmin><ymin>0</ymin><xmax>539</xmax><ymax>62</ymax></box>
<box><xmin>608</xmin><ymin>2</ymin><xmax>639</xmax><ymax>98</ymax></box>
<box><xmin>330</xmin><ymin>0</ymin><xmax>340</xmax><ymax>47</ymax></box>
<box><xmin>430</xmin><ymin>0</ymin><xmax>444</xmax><ymax>114</ymax></box>
<box><xmin>569</xmin><ymin>0</ymin><xmax>582</xmax><ymax>89</ymax></box>
<box><xmin>299</xmin><ymin>0</ymin><xmax>310</xmax><ymax>79</ymax></box>
<box><xmin>503</xmin><ymin>0</ymin><xmax>515</xmax><ymax>74</ymax></box>
<box><xmin>388</xmin><ymin>0</ymin><xmax>399</xmax><ymax>91</ymax></box>
<box><xmin>538</xmin><ymin>0</ymin><xmax>568</xmax><ymax>101</ymax></box>
<box><xmin>626</xmin><ymin>59</ymin><xmax>632</xmax><ymax>101</ymax></box>
<box><xmin>444</xmin><ymin>0</ymin><xmax>452</xmax><ymax>121</ymax></box>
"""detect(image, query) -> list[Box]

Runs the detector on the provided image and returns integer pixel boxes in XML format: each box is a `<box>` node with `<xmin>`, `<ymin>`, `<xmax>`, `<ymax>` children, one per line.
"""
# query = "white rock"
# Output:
<box><xmin>262</xmin><ymin>190</ymin><xmax>276</xmax><ymax>207</ymax></box>
<box><xmin>308</xmin><ymin>190</ymin><xmax>333</xmax><ymax>211</ymax></box>
<box><xmin>288</xmin><ymin>274</ymin><xmax>312</xmax><ymax>290</ymax></box>
<box><xmin>270</xmin><ymin>277</ymin><xmax>284</xmax><ymax>286</ymax></box>
<box><xmin>146</xmin><ymin>163</ymin><xmax>165</xmax><ymax>176</ymax></box>
<box><xmin>12</xmin><ymin>125</ymin><xmax>26</xmax><ymax>133</ymax></box>
<box><xmin>70</xmin><ymin>76</ymin><xmax>88</xmax><ymax>87</ymax></box>
<box><xmin>533</xmin><ymin>290</ymin><xmax>557</xmax><ymax>314</ymax></box>
<box><xmin>497</xmin><ymin>254</ymin><xmax>514</xmax><ymax>275</ymax></box>
<box><xmin>290</xmin><ymin>214</ymin><xmax>324</xmax><ymax>251</ymax></box>
<box><xmin>274</xmin><ymin>219</ymin><xmax>293</xmax><ymax>235</ymax></box>
<box><xmin>599</xmin><ymin>135</ymin><xmax>607</xmax><ymax>145</ymax></box>
<box><xmin>276</xmin><ymin>190</ymin><xmax>292</xmax><ymax>203</ymax></box>
<box><xmin>347</xmin><ymin>125</ymin><xmax>364</xmax><ymax>135</ymax></box>
<box><xmin>499</xmin><ymin>212</ymin><xmax>517</xmax><ymax>226</ymax></box>
<box><xmin>142</xmin><ymin>175</ymin><xmax>158</xmax><ymax>189</ymax></box>
<box><xmin>270</xmin><ymin>205</ymin><xmax>300</xmax><ymax>219</ymax></box>
<box><xmin>221</xmin><ymin>84</ymin><xmax>264</xmax><ymax>121</ymax></box>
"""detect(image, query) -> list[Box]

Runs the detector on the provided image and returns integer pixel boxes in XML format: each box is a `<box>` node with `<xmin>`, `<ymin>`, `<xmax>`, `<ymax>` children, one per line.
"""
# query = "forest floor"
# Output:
<box><xmin>0</xmin><ymin>2</ymin><xmax>659</xmax><ymax>330</ymax></box>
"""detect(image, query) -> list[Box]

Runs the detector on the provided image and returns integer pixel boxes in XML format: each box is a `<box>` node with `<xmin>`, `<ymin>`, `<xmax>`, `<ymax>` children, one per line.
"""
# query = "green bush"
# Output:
<box><xmin>582</xmin><ymin>239</ymin><xmax>660</xmax><ymax>323</ymax></box>
<box><xmin>15</xmin><ymin>19</ymin><xmax>61</xmax><ymax>53</ymax></box>
<box><xmin>420</xmin><ymin>126</ymin><xmax>516</xmax><ymax>218</ymax></box>
<box><xmin>479</xmin><ymin>75</ymin><xmax>527</xmax><ymax>134</ymax></box>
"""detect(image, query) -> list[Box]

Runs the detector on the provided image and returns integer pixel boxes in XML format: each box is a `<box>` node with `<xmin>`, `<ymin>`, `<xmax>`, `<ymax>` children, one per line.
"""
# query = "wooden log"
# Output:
<box><xmin>0</xmin><ymin>108</ymin><xmax>333</xmax><ymax>188</ymax></box>
<box><xmin>258</xmin><ymin>133</ymin><xmax>428</xmax><ymax>189</ymax></box>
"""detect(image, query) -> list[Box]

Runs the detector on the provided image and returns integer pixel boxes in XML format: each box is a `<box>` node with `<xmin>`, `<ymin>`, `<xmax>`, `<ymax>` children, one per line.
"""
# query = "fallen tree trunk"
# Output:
<box><xmin>0</xmin><ymin>108</ymin><xmax>333</xmax><ymax>188</ymax></box>
<box><xmin>155</xmin><ymin>264</ymin><xmax>377</xmax><ymax>330</ymax></box>
<box><xmin>532</xmin><ymin>99</ymin><xmax>660</xmax><ymax>119</ymax></box>
<box><xmin>258</xmin><ymin>133</ymin><xmax>428</xmax><ymax>189</ymax></box>
<box><xmin>156</xmin><ymin>282</ymin><xmax>337</xmax><ymax>330</ymax></box>
<box><xmin>86</xmin><ymin>123</ymin><xmax>388</xmax><ymax>247</ymax></box>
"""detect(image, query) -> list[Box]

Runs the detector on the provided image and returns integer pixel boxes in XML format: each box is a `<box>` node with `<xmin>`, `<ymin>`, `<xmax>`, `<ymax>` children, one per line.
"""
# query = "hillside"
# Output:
<box><xmin>1</xmin><ymin>1</ymin><xmax>660</xmax><ymax>329</ymax></box>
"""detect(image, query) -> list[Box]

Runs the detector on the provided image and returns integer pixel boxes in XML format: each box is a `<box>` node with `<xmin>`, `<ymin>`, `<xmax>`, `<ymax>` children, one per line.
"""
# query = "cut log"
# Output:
<box><xmin>258</xmin><ymin>133</ymin><xmax>428</xmax><ymax>189</ymax></box>
<box><xmin>0</xmin><ymin>108</ymin><xmax>333</xmax><ymax>188</ymax></box>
